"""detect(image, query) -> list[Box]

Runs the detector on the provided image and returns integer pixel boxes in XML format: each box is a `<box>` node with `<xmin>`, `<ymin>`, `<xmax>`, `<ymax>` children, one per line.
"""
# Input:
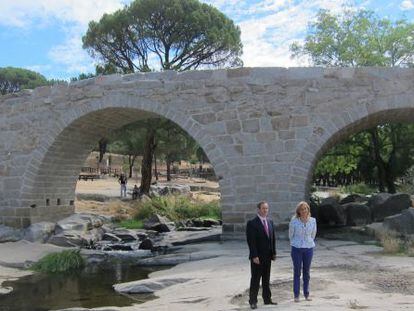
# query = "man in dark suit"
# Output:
<box><xmin>246</xmin><ymin>201</ymin><xmax>277</xmax><ymax>309</ymax></box>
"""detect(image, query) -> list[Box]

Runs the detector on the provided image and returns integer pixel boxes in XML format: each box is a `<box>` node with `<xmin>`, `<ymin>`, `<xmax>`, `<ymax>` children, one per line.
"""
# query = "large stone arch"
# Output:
<box><xmin>21</xmin><ymin>105</ymin><xmax>230</xmax><ymax>225</ymax></box>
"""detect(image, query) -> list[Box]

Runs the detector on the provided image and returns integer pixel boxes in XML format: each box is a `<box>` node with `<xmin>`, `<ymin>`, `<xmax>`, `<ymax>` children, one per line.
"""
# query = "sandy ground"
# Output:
<box><xmin>110</xmin><ymin>239</ymin><xmax>414</xmax><ymax>311</ymax></box>
<box><xmin>75</xmin><ymin>176</ymin><xmax>219</xmax><ymax>198</ymax></box>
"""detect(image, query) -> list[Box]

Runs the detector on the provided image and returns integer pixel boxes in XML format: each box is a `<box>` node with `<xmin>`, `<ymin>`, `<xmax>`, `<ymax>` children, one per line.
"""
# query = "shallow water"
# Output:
<box><xmin>0</xmin><ymin>262</ymin><xmax>163</xmax><ymax>311</ymax></box>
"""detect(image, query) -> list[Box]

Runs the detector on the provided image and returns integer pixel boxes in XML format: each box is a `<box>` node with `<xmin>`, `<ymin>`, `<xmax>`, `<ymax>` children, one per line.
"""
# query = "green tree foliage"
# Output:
<box><xmin>291</xmin><ymin>9</ymin><xmax>414</xmax><ymax>193</ymax></box>
<box><xmin>83</xmin><ymin>0</ymin><xmax>242</xmax><ymax>194</ymax></box>
<box><xmin>291</xmin><ymin>9</ymin><xmax>414</xmax><ymax>67</ymax></box>
<box><xmin>0</xmin><ymin>67</ymin><xmax>49</xmax><ymax>95</ymax></box>
<box><xmin>156</xmin><ymin>120</ymin><xmax>198</xmax><ymax>181</ymax></box>
<box><xmin>83</xmin><ymin>0</ymin><xmax>242</xmax><ymax>72</ymax></box>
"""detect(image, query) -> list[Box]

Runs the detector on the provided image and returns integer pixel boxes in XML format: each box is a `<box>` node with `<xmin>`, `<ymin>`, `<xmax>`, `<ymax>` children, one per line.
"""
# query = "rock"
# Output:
<box><xmin>149</xmin><ymin>184</ymin><xmax>191</xmax><ymax>196</ymax></box>
<box><xmin>135</xmin><ymin>252</ymin><xmax>218</xmax><ymax>266</ymax></box>
<box><xmin>106</xmin><ymin>244</ymin><xmax>133</xmax><ymax>251</ymax></box>
<box><xmin>368</xmin><ymin>193</ymin><xmax>411</xmax><ymax>222</ymax></box>
<box><xmin>340</xmin><ymin>194</ymin><xmax>368</xmax><ymax>205</ymax></box>
<box><xmin>144</xmin><ymin>214</ymin><xmax>174</xmax><ymax>233</ymax></box>
<box><xmin>23</xmin><ymin>222</ymin><xmax>56</xmax><ymax>243</ymax></box>
<box><xmin>176</xmin><ymin>227</ymin><xmax>210</xmax><ymax>231</ymax></box>
<box><xmin>112</xmin><ymin>229</ymin><xmax>138</xmax><ymax>242</ymax></box>
<box><xmin>138</xmin><ymin>238</ymin><xmax>153</xmax><ymax>250</ymax></box>
<box><xmin>383</xmin><ymin>208</ymin><xmax>414</xmax><ymax>235</ymax></box>
<box><xmin>310</xmin><ymin>195</ymin><xmax>320</xmax><ymax>220</ymax></box>
<box><xmin>318</xmin><ymin>197</ymin><xmax>346</xmax><ymax>225</ymax></box>
<box><xmin>48</xmin><ymin>232</ymin><xmax>83</xmax><ymax>247</ymax></box>
<box><xmin>191</xmin><ymin>218</ymin><xmax>220</xmax><ymax>227</ymax></box>
<box><xmin>56</xmin><ymin>214</ymin><xmax>93</xmax><ymax>233</ymax></box>
<box><xmin>114</xmin><ymin>277</ymin><xmax>191</xmax><ymax>294</ymax></box>
<box><xmin>102</xmin><ymin>232</ymin><xmax>122</xmax><ymax>242</ymax></box>
<box><xmin>0</xmin><ymin>225</ymin><xmax>22</xmax><ymax>242</ymax></box>
<box><xmin>343</xmin><ymin>203</ymin><xmax>371</xmax><ymax>226</ymax></box>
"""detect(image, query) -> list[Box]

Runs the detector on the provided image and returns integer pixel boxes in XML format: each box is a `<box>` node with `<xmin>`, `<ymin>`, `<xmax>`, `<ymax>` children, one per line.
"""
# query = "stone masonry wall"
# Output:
<box><xmin>1</xmin><ymin>67</ymin><xmax>414</xmax><ymax>239</ymax></box>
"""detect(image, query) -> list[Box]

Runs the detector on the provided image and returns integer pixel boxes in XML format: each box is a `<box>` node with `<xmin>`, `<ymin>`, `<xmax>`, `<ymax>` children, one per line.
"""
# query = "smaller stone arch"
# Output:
<box><xmin>291</xmin><ymin>103</ymin><xmax>414</xmax><ymax>202</ymax></box>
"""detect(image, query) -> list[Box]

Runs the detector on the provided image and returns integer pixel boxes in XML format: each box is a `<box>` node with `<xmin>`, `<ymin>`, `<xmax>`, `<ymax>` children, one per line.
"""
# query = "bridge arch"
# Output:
<box><xmin>290</xmin><ymin>97</ymin><xmax>414</xmax><ymax>201</ymax></box>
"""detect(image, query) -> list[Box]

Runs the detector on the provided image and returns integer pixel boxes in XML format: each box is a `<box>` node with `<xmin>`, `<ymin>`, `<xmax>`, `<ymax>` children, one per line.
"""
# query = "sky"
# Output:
<box><xmin>1</xmin><ymin>0</ymin><xmax>414</xmax><ymax>80</ymax></box>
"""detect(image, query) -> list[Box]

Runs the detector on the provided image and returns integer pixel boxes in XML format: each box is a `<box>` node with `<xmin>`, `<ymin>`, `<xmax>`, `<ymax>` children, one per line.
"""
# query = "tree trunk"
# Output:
<box><xmin>98</xmin><ymin>138</ymin><xmax>108</xmax><ymax>163</ymax></box>
<box><xmin>154</xmin><ymin>151</ymin><xmax>158</xmax><ymax>181</ymax></box>
<box><xmin>166</xmin><ymin>154</ymin><xmax>171</xmax><ymax>181</ymax></box>
<box><xmin>368</xmin><ymin>128</ymin><xmax>387</xmax><ymax>192</ymax></box>
<box><xmin>140</xmin><ymin>128</ymin><xmax>156</xmax><ymax>195</ymax></box>
<box><xmin>128</xmin><ymin>154</ymin><xmax>137</xmax><ymax>178</ymax></box>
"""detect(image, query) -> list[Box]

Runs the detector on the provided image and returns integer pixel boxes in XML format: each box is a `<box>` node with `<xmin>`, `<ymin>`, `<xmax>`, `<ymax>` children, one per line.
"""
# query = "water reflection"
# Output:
<box><xmin>0</xmin><ymin>262</ymin><xmax>162</xmax><ymax>311</ymax></box>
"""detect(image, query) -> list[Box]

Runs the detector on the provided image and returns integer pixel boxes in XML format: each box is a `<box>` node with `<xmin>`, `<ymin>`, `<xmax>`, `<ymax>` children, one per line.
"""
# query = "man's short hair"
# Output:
<box><xmin>257</xmin><ymin>201</ymin><xmax>267</xmax><ymax>209</ymax></box>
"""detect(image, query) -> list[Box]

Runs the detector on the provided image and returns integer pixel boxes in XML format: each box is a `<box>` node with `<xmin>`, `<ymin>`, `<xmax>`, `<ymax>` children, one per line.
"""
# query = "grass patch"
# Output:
<box><xmin>116</xmin><ymin>219</ymin><xmax>144</xmax><ymax>229</ymax></box>
<box><xmin>133</xmin><ymin>195</ymin><xmax>221</xmax><ymax>222</ymax></box>
<box><xmin>31</xmin><ymin>250</ymin><xmax>84</xmax><ymax>273</ymax></box>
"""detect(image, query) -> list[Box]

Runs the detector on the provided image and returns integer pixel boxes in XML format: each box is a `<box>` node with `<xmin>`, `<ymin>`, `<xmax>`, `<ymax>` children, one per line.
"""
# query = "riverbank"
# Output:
<box><xmin>2</xmin><ymin>238</ymin><xmax>414</xmax><ymax>310</ymax></box>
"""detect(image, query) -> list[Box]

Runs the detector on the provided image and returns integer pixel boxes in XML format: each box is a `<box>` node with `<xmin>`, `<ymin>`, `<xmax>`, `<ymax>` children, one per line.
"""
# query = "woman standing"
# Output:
<box><xmin>289</xmin><ymin>201</ymin><xmax>317</xmax><ymax>302</ymax></box>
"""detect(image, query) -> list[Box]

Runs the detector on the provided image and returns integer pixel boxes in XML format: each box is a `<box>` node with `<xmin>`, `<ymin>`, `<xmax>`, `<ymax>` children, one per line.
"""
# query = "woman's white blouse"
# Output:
<box><xmin>289</xmin><ymin>217</ymin><xmax>317</xmax><ymax>248</ymax></box>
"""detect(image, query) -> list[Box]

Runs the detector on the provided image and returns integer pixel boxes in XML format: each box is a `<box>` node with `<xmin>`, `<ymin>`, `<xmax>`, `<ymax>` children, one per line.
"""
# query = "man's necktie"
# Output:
<box><xmin>263</xmin><ymin>219</ymin><xmax>269</xmax><ymax>237</ymax></box>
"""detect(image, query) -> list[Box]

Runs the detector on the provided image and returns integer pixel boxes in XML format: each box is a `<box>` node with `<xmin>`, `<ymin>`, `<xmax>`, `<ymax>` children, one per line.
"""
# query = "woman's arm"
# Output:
<box><xmin>289</xmin><ymin>219</ymin><xmax>295</xmax><ymax>241</ymax></box>
<box><xmin>311</xmin><ymin>218</ymin><xmax>317</xmax><ymax>240</ymax></box>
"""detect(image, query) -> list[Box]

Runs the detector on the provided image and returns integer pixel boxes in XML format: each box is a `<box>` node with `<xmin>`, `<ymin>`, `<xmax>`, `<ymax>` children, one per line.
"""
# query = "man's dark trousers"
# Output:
<box><xmin>246</xmin><ymin>216</ymin><xmax>276</xmax><ymax>305</ymax></box>
<box><xmin>249</xmin><ymin>254</ymin><xmax>272</xmax><ymax>304</ymax></box>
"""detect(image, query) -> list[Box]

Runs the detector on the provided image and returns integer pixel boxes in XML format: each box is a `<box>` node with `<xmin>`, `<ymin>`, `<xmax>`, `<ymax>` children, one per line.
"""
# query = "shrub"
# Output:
<box><xmin>133</xmin><ymin>195</ymin><xmax>221</xmax><ymax>222</ymax></box>
<box><xmin>341</xmin><ymin>183</ymin><xmax>377</xmax><ymax>195</ymax></box>
<box><xmin>31</xmin><ymin>250</ymin><xmax>84</xmax><ymax>273</ymax></box>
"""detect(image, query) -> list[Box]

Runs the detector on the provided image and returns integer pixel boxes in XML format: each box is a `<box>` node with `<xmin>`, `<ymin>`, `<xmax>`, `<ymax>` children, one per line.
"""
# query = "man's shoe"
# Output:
<box><xmin>294</xmin><ymin>297</ymin><xmax>300</xmax><ymax>303</ymax></box>
<box><xmin>250</xmin><ymin>303</ymin><xmax>257</xmax><ymax>309</ymax></box>
<box><xmin>305</xmin><ymin>296</ymin><xmax>312</xmax><ymax>301</ymax></box>
<box><xmin>264</xmin><ymin>300</ymin><xmax>278</xmax><ymax>305</ymax></box>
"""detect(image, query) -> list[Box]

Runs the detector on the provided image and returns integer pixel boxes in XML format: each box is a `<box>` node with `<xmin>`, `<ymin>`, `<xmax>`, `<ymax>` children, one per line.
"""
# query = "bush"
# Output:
<box><xmin>133</xmin><ymin>195</ymin><xmax>221</xmax><ymax>222</ymax></box>
<box><xmin>341</xmin><ymin>183</ymin><xmax>377</xmax><ymax>195</ymax></box>
<box><xmin>31</xmin><ymin>250</ymin><xmax>84</xmax><ymax>273</ymax></box>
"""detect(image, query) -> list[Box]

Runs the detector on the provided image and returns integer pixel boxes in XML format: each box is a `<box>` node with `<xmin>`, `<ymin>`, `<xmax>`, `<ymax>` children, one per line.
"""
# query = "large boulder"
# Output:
<box><xmin>138</xmin><ymin>238</ymin><xmax>153</xmax><ymax>250</ymax></box>
<box><xmin>343</xmin><ymin>203</ymin><xmax>371</xmax><ymax>226</ymax></box>
<box><xmin>0</xmin><ymin>225</ymin><xmax>23</xmax><ymax>242</ymax></box>
<box><xmin>144</xmin><ymin>214</ymin><xmax>174</xmax><ymax>233</ymax></box>
<box><xmin>383</xmin><ymin>208</ymin><xmax>414</xmax><ymax>235</ymax></box>
<box><xmin>318</xmin><ymin>197</ymin><xmax>346</xmax><ymax>225</ymax></box>
<box><xmin>368</xmin><ymin>193</ymin><xmax>411</xmax><ymax>222</ymax></box>
<box><xmin>23</xmin><ymin>222</ymin><xmax>56</xmax><ymax>243</ymax></box>
<box><xmin>340</xmin><ymin>194</ymin><xmax>368</xmax><ymax>205</ymax></box>
<box><xmin>48</xmin><ymin>232</ymin><xmax>83</xmax><ymax>247</ymax></box>
<box><xmin>56</xmin><ymin>213</ymin><xmax>106</xmax><ymax>233</ymax></box>
<box><xmin>114</xmin><ymin>277</ymin><xmax>191</xmax><ymax>294</ymax></box>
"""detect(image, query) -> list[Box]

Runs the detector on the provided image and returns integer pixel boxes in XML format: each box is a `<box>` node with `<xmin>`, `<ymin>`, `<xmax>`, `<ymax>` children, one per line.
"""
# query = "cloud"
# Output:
<box><xmin>400</xmin><ymin>0</ymin><xmax>414</xmax><ymax>10</ymax></box>
<box><xmin>237</xmin><ymin>0</ymin><xmax>352</xmax><ymax>67</ymax></box>
<box><xmin>0</xmin><ymin>0</ymin><xmax>129</xmax><ymax>28</ymax></box>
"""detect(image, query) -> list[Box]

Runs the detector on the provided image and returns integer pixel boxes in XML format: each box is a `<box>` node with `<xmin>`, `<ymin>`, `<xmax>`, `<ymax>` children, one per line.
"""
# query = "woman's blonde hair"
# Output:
<box><xmin>295</xmin><ymin>201</ymin><xmax>311</xmax><ymax>219</ymax></box>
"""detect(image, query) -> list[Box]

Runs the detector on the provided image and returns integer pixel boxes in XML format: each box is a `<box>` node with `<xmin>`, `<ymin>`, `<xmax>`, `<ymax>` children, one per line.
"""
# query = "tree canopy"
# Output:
<box><xmin>291</xmin><ymin>9</ymin><xmax>414</xmax><ymax>67</ymax></box>
<box><xmin>0</xmin><ymin>67</ymin><xmax>49</xmax><ymax>95</ymax></box>
<box><xmin>82</xmin><ymin>0</ymin><xmax>242</xmax><ymax>72</ymax></box>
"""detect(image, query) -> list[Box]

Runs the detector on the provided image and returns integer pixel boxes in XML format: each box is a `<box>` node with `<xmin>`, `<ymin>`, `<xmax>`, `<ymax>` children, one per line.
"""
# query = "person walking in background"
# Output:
<box><xmin>289</xmin><ymin>201</ymin><xmax>317</xmax><ymax>302</ymax></box>
<box><xmin>246</xmin><ymin>201</ymin><xmax>277</xmax><ymax>309</ymax></box>
<box><xmin>118</xmin><ymin>173</ymin><xmax>127</xmax><ymax>198</ymax></box>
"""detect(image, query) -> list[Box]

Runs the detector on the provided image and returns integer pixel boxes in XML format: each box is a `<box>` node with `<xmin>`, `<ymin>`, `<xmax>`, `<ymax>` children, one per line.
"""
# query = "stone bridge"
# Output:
<box><xmin>1</xmin><ymin>67</ymin><xmax>413</xmax><ymax>238</ymax></box>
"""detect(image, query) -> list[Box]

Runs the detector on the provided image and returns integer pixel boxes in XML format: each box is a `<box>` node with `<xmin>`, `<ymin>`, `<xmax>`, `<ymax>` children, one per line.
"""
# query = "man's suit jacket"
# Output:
<box><xmin>246</xmin><ymin>216</ymin><xmax>276</xmax><ymax>260</ymax></box>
